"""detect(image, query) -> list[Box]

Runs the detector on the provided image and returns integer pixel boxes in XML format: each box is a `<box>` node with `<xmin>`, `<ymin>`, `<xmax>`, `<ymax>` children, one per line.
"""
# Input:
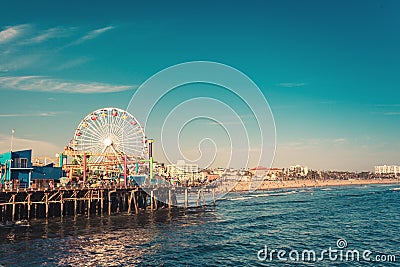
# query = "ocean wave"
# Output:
<box><xmin>228</xmin><ymin>196</ymin><xmax>254</xmax><ymax>201</ymax></box>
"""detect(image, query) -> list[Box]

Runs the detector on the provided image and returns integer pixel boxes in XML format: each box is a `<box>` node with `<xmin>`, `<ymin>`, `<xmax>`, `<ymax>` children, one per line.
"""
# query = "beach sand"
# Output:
<box><xmin>232</xmin><ymin>178</ymin><xmax>400</xmax><ymax>192</ymax></box>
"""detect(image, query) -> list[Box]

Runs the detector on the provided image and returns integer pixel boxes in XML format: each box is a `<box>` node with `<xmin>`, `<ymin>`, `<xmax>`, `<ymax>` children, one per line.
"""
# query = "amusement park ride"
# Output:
<box><xmin>60</xmin><ymin>108</ymin><xmax>154</xmax><ymax>186</ymax></box>
<box><xmin>0</xmin><ymin>108</ymin><xmax>218</xmax><ymax>220</ymax></box>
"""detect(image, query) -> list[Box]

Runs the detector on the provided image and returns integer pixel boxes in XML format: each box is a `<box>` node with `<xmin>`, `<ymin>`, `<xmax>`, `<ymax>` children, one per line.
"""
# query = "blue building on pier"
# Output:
<box><xmin>0</xmin><ymin>149</ymin><xmax>63</xmax><ymax>188</ymax></box>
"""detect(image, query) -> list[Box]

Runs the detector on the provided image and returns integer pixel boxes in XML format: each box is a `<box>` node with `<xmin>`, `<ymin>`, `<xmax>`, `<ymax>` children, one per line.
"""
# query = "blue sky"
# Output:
<box><xmin>0</xmin><ymin>0</ymin><xmax>399</xmax><ymax>171</ymax></box>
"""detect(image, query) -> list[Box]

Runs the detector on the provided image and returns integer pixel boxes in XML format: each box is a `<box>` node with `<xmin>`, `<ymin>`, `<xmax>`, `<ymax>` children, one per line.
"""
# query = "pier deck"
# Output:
<box><xmin>0</xmin><ymin>186</ymin><xmax>216</xmax><ymax>222</ymax></box>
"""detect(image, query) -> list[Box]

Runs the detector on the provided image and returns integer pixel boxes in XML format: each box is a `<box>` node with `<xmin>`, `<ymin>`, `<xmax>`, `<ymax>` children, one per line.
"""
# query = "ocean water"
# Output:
<box><xmin>0</xmin><ymin>184</ymin><xmax>399</xmax><ymax>266</ymax></box>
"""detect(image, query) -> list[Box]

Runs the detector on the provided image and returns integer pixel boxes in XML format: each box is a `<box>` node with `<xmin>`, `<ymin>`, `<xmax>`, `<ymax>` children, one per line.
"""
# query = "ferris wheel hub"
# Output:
<box><xmin>71</xmin><ymin>107</ymin><xmax>147</xmax><ymax>162</ymax></box>
<box><xmin>104</xmin><ymin>137</ymin><xmax>113</xmax><ymax>147</ymax></box>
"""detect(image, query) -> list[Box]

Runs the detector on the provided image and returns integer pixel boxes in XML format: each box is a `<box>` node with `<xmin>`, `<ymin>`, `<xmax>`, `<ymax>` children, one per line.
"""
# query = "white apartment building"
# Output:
<box><xmin>374</xmin><ymin>165</ymin><xmax>400</xmax><ymax>174</ymax></box>
<box><xmin>288</xmin><ymin>165</ymin><xmax>309</xmax><ymax>176</ymax></box>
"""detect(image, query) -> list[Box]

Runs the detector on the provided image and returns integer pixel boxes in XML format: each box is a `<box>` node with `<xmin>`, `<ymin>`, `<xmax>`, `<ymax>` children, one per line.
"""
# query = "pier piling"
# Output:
<box><xmin>184</xmin><ymin>188</ymin><xmax>188</xmax><ymax>208</ymax></box>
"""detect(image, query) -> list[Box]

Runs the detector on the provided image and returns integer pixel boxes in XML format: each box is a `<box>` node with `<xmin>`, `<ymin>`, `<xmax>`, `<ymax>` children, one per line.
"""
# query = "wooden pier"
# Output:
<box><xmin>0</xmin><ymin>186</ymin><xmax>216</xmax><ymax>222</ymax></box>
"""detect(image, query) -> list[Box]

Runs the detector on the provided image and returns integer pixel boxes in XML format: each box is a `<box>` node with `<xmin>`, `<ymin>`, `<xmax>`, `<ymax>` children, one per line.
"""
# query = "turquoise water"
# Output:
<box><xmin>1</xmin><ymin>184</ymin><xmax>399</xmax><ymax>266</ymax></box>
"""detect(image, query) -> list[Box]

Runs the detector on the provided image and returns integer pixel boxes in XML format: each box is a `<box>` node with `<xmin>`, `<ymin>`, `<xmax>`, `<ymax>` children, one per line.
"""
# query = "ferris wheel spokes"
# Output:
<box><xmin>71</xmin><ymin>107</ymin><xmax>147</xmax><ymax>170</ymax></box>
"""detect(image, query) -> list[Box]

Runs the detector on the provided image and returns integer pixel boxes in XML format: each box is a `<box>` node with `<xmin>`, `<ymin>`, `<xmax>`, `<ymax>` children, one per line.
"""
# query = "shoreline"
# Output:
<box><xmin>232</xmin><ymin>178</ymin><xmax>400</xmax><ymax>192</ymax></box>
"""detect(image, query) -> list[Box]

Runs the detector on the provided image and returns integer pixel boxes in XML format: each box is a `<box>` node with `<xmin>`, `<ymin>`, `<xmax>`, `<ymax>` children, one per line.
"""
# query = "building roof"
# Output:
<box><xmin>250</xmin><ymin>166</ymin><xmax>282</xmax><ymax>171</ymax></box>
<box><xmin>250</xmin><ymin>166</ymin><xmax>268</xmax><ymax>171</ymax></box>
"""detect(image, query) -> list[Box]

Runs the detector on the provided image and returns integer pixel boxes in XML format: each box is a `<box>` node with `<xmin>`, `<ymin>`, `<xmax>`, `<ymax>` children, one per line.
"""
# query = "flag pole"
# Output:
<box><xmin>11</xmin><ymin>129</ymin><xmax>15</xmax><ymax>152</ymax></box>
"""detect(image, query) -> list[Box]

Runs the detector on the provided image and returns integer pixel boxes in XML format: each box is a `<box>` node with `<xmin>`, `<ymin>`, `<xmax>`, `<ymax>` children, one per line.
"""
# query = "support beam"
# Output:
<box><xmin>60</xmin><ymin>192</ymin><xmax>64</xmax><ymax>217</ymax></box>
<box><xmin>11</xmin><ymin>194</ymin><xmax>16</xmax><ymax>222</ymax></box>
<box><xmin>45</xmin><ymin>193</ymin><xmax>49</xmax><ymax>218</ymax></box>
<box><xmin>27</xmin><ymin>193</ymin><xmax>31</xmax><ymax>219</ymax></box>
<box><xmin>196</xmin><ymin>189</ymin><xmax>201</xmax><ymax>207</ymax></box>
<box><xmin>100</xmin><ymin>190</ymin><xmax>104</xmax><ymax>215</ymax></box>
<box><xmin>133</xmin><ymin>190</ymin><xmax>139</xmax><ymax>214</ymax></box>
<box><xmin>108</xmin><ymin>190</ymin><xmax>116</xmax><ymax>215</ymax></box>
<box><xmin>184</xmin><ymin>188</ymin><xmax>188</xmax><ymax>208</ymax></box>
<box><xmin>124</xmin><ymin>155</ymin><xmax>127</xmax><ymax>187</ymax></box>
<box><xmin>212</xmin><ymin>188</ymin><xmax>216</xmax><ymax>206</ymax></box>
<box><xmin>168</xmin><ymin>189</ymin><xmax>172</xmax><ymax>209</ymax></box>
<box><xmin>74</xmin><ymin>191</ymin><xmax>77</xmax><ymax>216</ymax></box>
<box><xmin>88</xmin><ymin>198</ymin><xmax>91</xmax><ymax>217</ymax></box>
<box><xmin>150</xmin><ymin>190</ymin><xmax>154</xmax><ymax>211</ymax></box>
<box><xmin>128</xmin><ymin>190</ymin><xmax>133</xmax><ymax>214</ymax></box>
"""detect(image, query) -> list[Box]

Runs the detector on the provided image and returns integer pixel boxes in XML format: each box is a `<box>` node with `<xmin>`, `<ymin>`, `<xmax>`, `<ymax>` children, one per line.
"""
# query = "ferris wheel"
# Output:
<box><xmin>71</xmin><ymin>107</ymin><xmax>147</xmax><ymax>162</ymax></box>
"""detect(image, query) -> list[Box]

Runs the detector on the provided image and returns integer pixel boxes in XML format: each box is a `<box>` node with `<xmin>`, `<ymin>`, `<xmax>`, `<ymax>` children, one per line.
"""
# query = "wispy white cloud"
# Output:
<box><xmin>0</xmin><ymin>54</ymin><xmax>44</xmax><ymax>71</ymax></box>
<box><xmin>71</xmin><ymin>26</ymin><xmax>115</xmax><ymax>45</ymax></box>
<box><xmin>23</xmin><ymin>26</ymin><xmax>75</xmax><ymax>44</ymax></box>
<box><xmin>0</xmin><ymin>75</ymin><xmax>134</xmax><ymax>93</ymax></box>
<box><xmin>55</xmin><ymin>57</ymin><xmax>90</xmax><ymax>70</ymax></box>
<box><xmin>0</xmin><ymin>24</ymin><xmax>115</xmax><ymax>72</ymax></box>
<box><xmin>333</xmin><ymin>138</ymin><xmax>346</xmax><ymax>144</ymax></box>
<box><xmin>0</xmin><ymin>24</ymin><xmax>30</xmax><ymax>44</ymax></box>
<box><xmin>383</xmin><ymin>112</ymin><xmax>400</xmax><ymax>116</ymax></box>
<box><xmin>0</xmin><ymin>112</ymin><xmax>61</xmax><ymax>117</ymax></box>
<box><xmin>277</xmin><ymin>82</ymin><xmax>306</xmax><ymax>88</ymax></box>
<box><xmin>371</xmin><ymin>103</ymin><xmax>400</xmax><ymax>116</ymax></box>
<box><xmin>0</xmin><ymin>25</ymin><xmax>126</xmax><ymax>94</ymax></box>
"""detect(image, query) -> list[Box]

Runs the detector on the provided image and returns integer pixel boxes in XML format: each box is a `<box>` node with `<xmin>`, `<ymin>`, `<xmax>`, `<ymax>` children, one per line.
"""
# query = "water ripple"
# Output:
<box><xmin>0</xmin><ymin>185</ymin><xmax>399</xmax><ymax>266</ymax></box>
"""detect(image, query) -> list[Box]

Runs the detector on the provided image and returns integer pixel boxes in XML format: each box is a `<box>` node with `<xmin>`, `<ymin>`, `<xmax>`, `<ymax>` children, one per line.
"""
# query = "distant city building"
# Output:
<box><xmin>249</xmin><ymin>166</ymin><xmax>269</xmax><ymax>177</ymax></box>
<box><xmin>166</xmin><ymin>160</ymin><xmax>201</xmax><ymax>182</ymax></box>
<box><xmin>153</xmin><ymin>162</ymin><xmax>167</xmax><ymax>177</ymax></box>
<box><xmin>177</xmin><ymin>160</ymin><xmax>199</xmax><ymax>173</ymax></box>
<box><xmin>249</xmin><ymin>167</ymin><xmax>284</xmax><ymax>180</ymax></box>
<box><xmin>211</xmin><ymin>167</ymin><xmax>226</xmax><ymax>176</ymax></box>
<box><xmin>374</xmin><ymin>165</ymin><xmax>400</xmax><ymax>174</ymax></box>
<box><xmin>267</xmin><ymin>168</ymin><xmax>284</xmax><ymax>176</ymax></box>
<box><xmin>199</xmin><ymin>169</ymin><xmax>220</xmax><ymax>182</ymax></box>
<box><xmin>288</xmin><ymin>165</ymin><xmax>309</xmax><ymax>177</ymax></box>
